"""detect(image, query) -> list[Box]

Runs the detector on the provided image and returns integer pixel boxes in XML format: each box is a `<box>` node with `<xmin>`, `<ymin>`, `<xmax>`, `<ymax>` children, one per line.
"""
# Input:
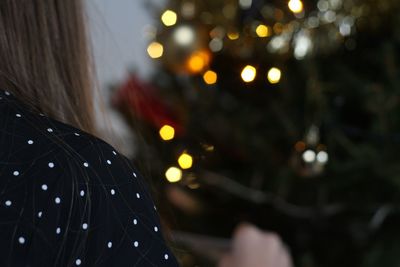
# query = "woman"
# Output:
<box><xmin>0</xmin><ymin>1</ymin><xmax>291</xmax><ymax>266</ymax></box>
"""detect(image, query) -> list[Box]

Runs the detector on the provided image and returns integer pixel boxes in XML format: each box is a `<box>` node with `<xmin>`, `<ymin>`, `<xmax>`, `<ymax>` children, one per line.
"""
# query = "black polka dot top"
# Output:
<box><xmin>0</xmin><ymin>89</ymin><xmax>179</xmax><ymax>266</ymax></box>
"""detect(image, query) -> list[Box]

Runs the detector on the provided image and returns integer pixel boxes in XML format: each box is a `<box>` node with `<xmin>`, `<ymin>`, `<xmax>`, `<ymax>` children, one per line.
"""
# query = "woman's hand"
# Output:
<box><xmin>218</xmin><ymin>223</ymin><xmax>292</xmax><ymax>267</ymax></box>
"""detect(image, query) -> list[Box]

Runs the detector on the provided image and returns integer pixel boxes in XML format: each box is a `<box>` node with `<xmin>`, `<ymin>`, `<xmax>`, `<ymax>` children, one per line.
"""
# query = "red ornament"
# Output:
<box><xmin>112</xmin><ymin>75</ymin><xmax>183</xmax><ymax>135</ymax></box>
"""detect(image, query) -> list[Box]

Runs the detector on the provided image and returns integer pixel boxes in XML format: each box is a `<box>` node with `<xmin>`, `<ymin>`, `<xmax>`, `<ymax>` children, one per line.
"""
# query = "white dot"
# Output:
<box><xmin>18</xmin><ymin>237</ymin><xmax>25</xmax><ymax>244</ymax></box>
<box><xmin>48</xmin><ymin>162</ymin><xmax>55</xmax><ymax>168</ymax></box>
<box><xmin>16</xmin><ymin>113</ymin><xmax>21</xmax><ymax>117</ymax></box>
<box><xmin>5</xmin><ymin>91</ymin><xmax>10</xmax><ymax>95</ymax></box>
<box><xmin>133</xmin><ymin>241</ymin><xmax>139</xmax><ymax>247</ymax></box>
<box><xmin>5</xmin><ymin>200</ymin><xmax>12</xmax><ymax>206</ymax></box>
<box><xmin>82</xmin><ymin>223</ymin><xmax>88</xmax><ymax>230</ymax></box>
<box><xmin>133</xmin><ymin>172</ymin><xmax>137</xmax><ymax>178</ymax></box>
<box><xmin>107</xmin><ymin>241</ymin><xmax>112</xmax><ymax>248</ymax></box>
<box><xmin>154</xmin><ymin>226</ymin><xmax>158</xmax><ymax>232</ymax></box>
<box><xmin>80</xmin><ymin>190</ymin><xmax>85</xmax><ymax>197</ymax></box>
<box><xmin>173</xmin><ymin>25</ymin><xmax>195</xmax><ymax>46</ymax></box>
<box><xmin>302</xmin><ymin>149</ymin><xmax>316</xmax><ymax>163</ymax></box>
<box><xmin>136</xmin><ymin>193</ymin><xmax>140</xmax><ymax>199</ymax></box>
<box><xmin>106</xmin><ymin>160</ymin><xmax>111</xmax><ymax>165</ymax></box>
<box><xmin>41</xmin><ymin>184</ymin><xmax>48</xmax><ymax>191</ymax></box>
<box><xmin>316</xmin><ymin>151</ymin><xmax>329</xmax><ymax>164</ymax></box>
<box><xmin>56</xmin><ymin>227</ymin><xmax>61</xmax><ymax>234</ymax></box>
<box><xmin>13</xmin><ymin>171</ymin><xmax>19</xmax><ymax>176</ymax></box>
<box><xmin>110</xmin><ymin>189</ymin><xmax>115</xmax><ymax>195</ymax></box>
<box><xmin>74</xmin><ymin>132</ymin><xmax>80</xmax><ymax>136</ymax></box>
<box><xmin>83</xmin><ymin>162</ymin><xmax>89</xmax><ymax>168</ymax></box>
<box><xmin>38</xmin><ymin>211</ymin><xmax>43</xmax><ymax>218</ymax></box>
<box><xmin>75</xmin><ymin>259</ymin><xmax>81</xmax><ymax>266</ymax></box>
<box><xmin>27</xmin><ymin>140</ymin><xmax>34</xmax><ymax>145</ymax></box>
<box><xmin>47</xmin><ymin>128</ymin><xmax>53</xmax><ymax>133</ymax></box>
<box><xmin>112</xmin><ymin>150</ymin><xmax>117</xmax><ymax>155</ymax></box>
<box><xmin>39</xmin><ymin>113</ymin><xmax>45</xmax><ymax>116</ymax></box>
<box><xmin>133</xmin><ymin>219</ymin><xmax>138</xmax><ymax>225</ymax></box>
<box><xmin>55</xmin><ymin>197</ymin><xmax>61</xmax><ymax>204</ymax></box>
<box><xmin>154</xmin><ymin>205</ymin><xmax>157</xmax><ymax>211</ymax></box>
<box><xmin>164</xmin><ymin>254</ymin><xmax>169</xmax><ymax>260</ymax></box>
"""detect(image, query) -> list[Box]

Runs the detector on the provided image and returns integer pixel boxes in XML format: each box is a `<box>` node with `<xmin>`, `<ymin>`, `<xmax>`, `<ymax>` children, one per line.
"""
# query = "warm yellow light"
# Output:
<box><xmin>255</xmin><ymin>24</ymin><xmax>270</xmax><ymax>37</ymax></box>
<box><xmin>227</xmin><ymin>32</ymin><xmax>239</xmax><ymax>40</ymax></box>
<box><xmin>267</xmin><ymin>67</ymin><xmax>282</xmax><ymax>84</ymax></box>
<box><xmin>147</xmin><ymin>42</ymin><xmax>164</xmax><ymax>59</ymax></box>
<box><xmin>165</xmin><ymin>167</ymin><xmax>182</xmax><ymax>183</ymax></box>
<box><xmin>159</xmin><ymin>125</ymin><xmax>175</xmax><ymax>141</ymax></box>
<box><xmin>288</xmin><ymin>0</ymin><xmax>303</xmax><ymax>13</ymax></box>
<box><xmin>178</xmin><ymin>153</ymin><xmax>193</xmax><ymax>169</ymax></box>
<box><xmin>241</xmin><ymin>65</ymin><xmax>257</xmax><ymax>82</ymax></box>
<box><xmin>203</xmin><ymin>70</ymin><xmax>218</xmax><ymax>85</ymax></box>
<box><xmin>186</xmin><ymin>51</ymin><xmax>210</xmax><ymax>74</ymax></box>
<box><xmin>161</xmin><ymin>10</ymin><xmax>177</xmax><ymax>26</ymax></box>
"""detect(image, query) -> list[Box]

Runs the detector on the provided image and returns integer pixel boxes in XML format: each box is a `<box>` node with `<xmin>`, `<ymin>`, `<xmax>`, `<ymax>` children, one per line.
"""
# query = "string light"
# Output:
<box><xmin>147</xmin><ymin>42</ymin><xmax>164</xmax><ymax>59</ymax></box>
<box><xmin>181</xmin><ymin>2</ymin><xmax>195</xmax><ymax>18</ymax></box>
<box><xmin>239</xmin><ymin>0</ymin><xmax>252</xmax><ymax>9</ymax></box>
<box><xmin>302</xmin><ymin>149</ymin><xmax>316</xmax><ymax>163</ymax></box>
<box><xmin>161</xmin><ymin>10</ymin><xmax>177</xmax><ymax>26</ymax></box>
<box><xmin>316</xmin><ymin>151</ymin><xmax>329</xmax><ymax>164</ymax></box>
<box><xmin>267</xmin><ymin>67</ymin><xmax>282</xmax><ymax>84</ymax></box>
<box><xmin>288</xmin><ymin>0</ymin><xmax>304</xmax><ymax>13</ymax></box>
<box><xmin>165</xmin><ymin>167</ymin><xmax>182</xmax><ymax>183</ymax></box>
<box><xmin>203</xmin><ymin>70</ymin><xmax>218</xmax><ymax>85</ymax></box>
<box><xmin>178</xmin><ymin>153</ymin><xmax>193</xmax><ymax>169</ymax></box>
<box><xmin>188</xmin><ymin>183</ymin><xmax>200</xmax><ymax>189</ymax></box>
<box><xmin>294</xmin><ymin>141</ymin><xmax>306</xmax><ymax>152</ymax></box>
<box><xmin>173</xmin><ymin>25</ymin><xmax>195</xmax><ymax>46</ymax></box>
<box><xmin>241</xmin><ymin>65</ymin><xmax>257</xmax><ymax>83</ymax></box>
<box><xmin>255</xmin><ymin>24</ymin><xmax>270</xmax><ymax>37</ymax></box>
<box><xmin>159</xmin><ymin>125</ymin><xmax>175</xmax><ymax>141</ymax></box>
<box><xmin>209</xmin><ymin>38</ymin><xmax>223</xmax><ymax>52</ymax></box>
<box><xmin>227</xmin><ymin>32</ymin><xmax>239</xmax><ymax>40</ymax></box>
<box><xmin>186</xmin><ymin>50</ymin><xmax>210</xmax><ymax>73</ymax></box>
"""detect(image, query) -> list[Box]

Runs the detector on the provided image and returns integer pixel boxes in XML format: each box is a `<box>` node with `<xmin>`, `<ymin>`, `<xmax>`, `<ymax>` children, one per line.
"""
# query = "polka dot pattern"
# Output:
<box><xmin>0</xmin><ymin>89</ymin><xmax>179</xmax><ymax>266</ymax></box>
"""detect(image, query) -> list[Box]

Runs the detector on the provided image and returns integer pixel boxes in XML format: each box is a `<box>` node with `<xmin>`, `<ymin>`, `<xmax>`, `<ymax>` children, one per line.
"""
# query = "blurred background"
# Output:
<box><xmin>89</xmin><ymin>0</ymin><xmax>400</xmax><ymax>266</ymax></box>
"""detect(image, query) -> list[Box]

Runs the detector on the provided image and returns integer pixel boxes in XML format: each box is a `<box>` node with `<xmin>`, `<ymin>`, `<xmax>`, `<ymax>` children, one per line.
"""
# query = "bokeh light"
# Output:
<box><xmin>241</xmin><ymin>65</ymin><xmax>257</xmax><ymax>82</ymax></box>
<box><xmin>159</xmin><ymin>125</ymin><xmax>175</xmax><ymax>141</ymax></box>
<box><xmin>165</xmin><ymin>167</ymin><xmax>182</xmax><ymax>183</ymax></box>
<box><xmin>147</xmin><ymin>42</ymin><xmax>164</xmax><ymax>59</ymax></box>
<box><xmin>161</xmin><ymin>10</ymin><xmax>177</xmax><ymax>26</ymax></box>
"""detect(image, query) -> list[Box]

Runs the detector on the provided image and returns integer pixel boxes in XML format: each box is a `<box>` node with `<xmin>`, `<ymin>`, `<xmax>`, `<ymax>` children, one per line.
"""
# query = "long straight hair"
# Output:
<box><xmin>0</xmin><ymin>0</ymin><xmax>96</xmax><ymax>134</ymax></box>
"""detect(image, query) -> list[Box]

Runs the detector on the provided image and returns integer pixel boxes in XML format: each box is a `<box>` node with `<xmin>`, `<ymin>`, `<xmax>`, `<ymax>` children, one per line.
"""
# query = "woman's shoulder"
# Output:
<box><xmin>0</xmin><ymin>88</ymin><xmax>147</xmax><ymax>195</ymax></box>
<box><xmin>0</xmin><ymin>88</ymin><xmax>141</xmax><ymax>206</ymax></box>
<box><xmin>0</xmin><ymin>89</ymin><xmax>179</xmax><ymax>266</ymax></box>
<box><xmin>0</xmin><ymin>88</ymin><xmax>121</xmax><ymax>167</ymax></box>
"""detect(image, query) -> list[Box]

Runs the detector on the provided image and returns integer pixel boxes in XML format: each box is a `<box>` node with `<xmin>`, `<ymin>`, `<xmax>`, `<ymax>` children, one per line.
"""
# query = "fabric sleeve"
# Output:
<box><xmin>0</xmin><ymin>137</ymin><xmax>180</xmax><ymax>267</ymax></box>
<box><xmin>69</xmin><ymin>140</ymin><xmax>180</xmax><ymax>267</ymax></box>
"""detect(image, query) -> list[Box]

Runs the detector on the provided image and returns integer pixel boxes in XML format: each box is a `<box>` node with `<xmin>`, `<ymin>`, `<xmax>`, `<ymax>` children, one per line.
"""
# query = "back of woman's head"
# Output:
<box><xmin>0</xmin><ymin>0</ymin><xmax>95</xmax><ymax>133</ymax></box>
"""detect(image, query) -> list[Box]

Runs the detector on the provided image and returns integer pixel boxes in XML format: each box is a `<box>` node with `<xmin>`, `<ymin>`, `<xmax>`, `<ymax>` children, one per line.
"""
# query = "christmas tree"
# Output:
<box><xmin>112</xmin><ymin>0</ymin><xmax>400</xmax><ymax>266</ymax></box>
